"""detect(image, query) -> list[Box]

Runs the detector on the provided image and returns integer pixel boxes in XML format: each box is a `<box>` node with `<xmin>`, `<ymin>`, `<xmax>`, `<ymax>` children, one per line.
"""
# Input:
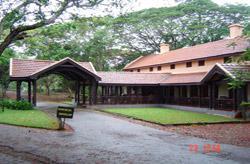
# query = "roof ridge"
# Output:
<box><xmin>97</xmin><ymin>71</ymin><xmax>169</xmax><ymax>75</ymax></box>
<box><xmin>12</xmin><ymin>58</ymin><xmax>54</xmax><ymax>62</ymax></box>
<box><xmin>161</xmin><ymin>36</ymin><xmax>244</xmax><ymax>56</ymax></box>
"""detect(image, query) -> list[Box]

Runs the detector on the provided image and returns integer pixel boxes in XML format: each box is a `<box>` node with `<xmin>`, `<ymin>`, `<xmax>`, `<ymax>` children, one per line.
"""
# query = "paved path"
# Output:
<box><xmin>0</xmin><ymin>110</ymin><xmax>250</xmax><ymax>164</ymax></box>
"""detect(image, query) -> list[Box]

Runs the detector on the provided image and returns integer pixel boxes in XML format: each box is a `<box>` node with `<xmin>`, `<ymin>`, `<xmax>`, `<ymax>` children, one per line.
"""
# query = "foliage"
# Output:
<box><xmin>0</xmin><ymin>99</ymin><xmax>33</xmax><ymax>110</ymax></box>
<box><xmin>0</xmin><ymin>0</ymin><xmax>125</xmax><ymax>55</ymax></box>
<box><xmin>0</xmin><ymin>109</ymin><xmax>59</xmax><ymax>129</ymax></box>
<box><xmin>113</xmin><ymin>0</ymin><xmax>250</xmax><ymax>54</ymax></box>
<box><xmin>227</xmin><ymin>39</ymin><xmax>250</xmax><ymax>90</ymax></box>
<box><xmin>105</xmin><ymin>108</ymin><xmax>239</xmax><ymax>124</ymax></box>
<box><xmin>240</xmin><ymin>101</ymin><xmax>250</xmax><ymax>107</ymax></box>
<box><xmin>0</xmin><ymin>48</ymin><xmax>15</xmax><ymax>97</ymax></box>
<box><xmin>227</xmin><ymin>70</ymin><xmax>250</xmax><ymax>89</ymax></box>
<box><xmin>17</xmin><ymin>0</ymin><xmax>250</xmax><ymax>71</ymax></box>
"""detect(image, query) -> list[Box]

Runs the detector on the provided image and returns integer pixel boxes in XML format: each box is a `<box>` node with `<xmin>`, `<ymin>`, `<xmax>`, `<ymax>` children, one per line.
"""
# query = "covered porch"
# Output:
<box><xmin>97</xmin><ymin>85</ymin><xmax>165</xmax><ymax>104</ymax></box>
<box><xmin>9</xmin><ymin>58</ymin><xmax>101</xmax><ymax>106</ymax></box>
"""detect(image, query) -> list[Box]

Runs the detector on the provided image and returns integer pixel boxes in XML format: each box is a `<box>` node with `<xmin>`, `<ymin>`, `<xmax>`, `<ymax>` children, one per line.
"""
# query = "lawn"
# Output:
<box><xmin>105</xmin><ymin>108</ymin><xmax>239</xmax><ymax>125</ymax></box>
<box><xmin>0</xmin><ymin>109</ymin><xmax>59</xmax><ymax>130</ymax></box>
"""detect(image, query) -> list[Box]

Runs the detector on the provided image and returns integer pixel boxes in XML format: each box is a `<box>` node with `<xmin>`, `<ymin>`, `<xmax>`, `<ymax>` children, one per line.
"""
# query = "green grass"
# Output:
<box><xmin>105</xmin><ymin>108</ymin><xmax>240</xmax><ymax>125</ymax></box>
<box><xmin>0</xmin><ymin>109</ymin><xmax>59</xmax><ymax>130</ymax></box>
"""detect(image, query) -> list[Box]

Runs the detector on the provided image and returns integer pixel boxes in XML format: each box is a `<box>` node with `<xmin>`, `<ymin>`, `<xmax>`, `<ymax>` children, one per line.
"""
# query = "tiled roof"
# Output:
<box><xmin>160</xmin><ymin>72</ymin><xmax>207</xmax><ymax>85</ymax></box>
<box><xmin>202</xmin><ymin>62</ymin><xmax>250</xmax><ymax>83</ymax></box>
<box><xmin>218</xmin><ymin>62</ymin><xmax>250</xmax><ymax>81</ymax></box>
<box><xmin>98</xmin><ymin>72</ymin><xmax>170</xmax><ymax>85</ymax></box>
<box><xmin>98</xmin><ymin>72</ymin><xmax>206</xmax><ymax>85</ymax></box>
<box><xmin>124</xmin><ymin>37</ymin><xmax>250</xmax><ymax>69</ymax></box>
<box><xmin>10</xmin><ymin>58</ymin><xmax>97</xmax><ymax>78</ymax></box>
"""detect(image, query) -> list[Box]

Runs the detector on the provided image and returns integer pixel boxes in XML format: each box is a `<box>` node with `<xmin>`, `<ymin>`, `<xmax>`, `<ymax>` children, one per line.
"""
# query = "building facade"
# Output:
<box><xmin>9</xmin><ymin>24</ymin><xmax>250</xmax><ymax>112</ymax></box>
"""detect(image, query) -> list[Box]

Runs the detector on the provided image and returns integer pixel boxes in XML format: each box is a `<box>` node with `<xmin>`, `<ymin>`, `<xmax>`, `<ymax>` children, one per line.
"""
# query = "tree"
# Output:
<box><xmin>0</xmin><ymin>48</ymin><xmax>15</xmax><ymax>97</ymax></box>
<box><xmin>20</xmin><ymin>16</ymin><xmax>122</xmax><ymax>70</ymax></box>
<box><xmin>0</xmin><ymin>0</ymin><xmax>124</xmax><ymax>55</ymax></box>
<box><xmin>113</xmin><ymin>0</ymin><xmax>250</xmax><ymax>54</ymax></box>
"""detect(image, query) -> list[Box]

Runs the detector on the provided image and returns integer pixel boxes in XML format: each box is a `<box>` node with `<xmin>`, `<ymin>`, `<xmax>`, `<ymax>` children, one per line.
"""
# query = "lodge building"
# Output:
<box><xmin>9</xmin><ymin>24</ymin><xmax>250</xmax><ymax>112</ymax></box>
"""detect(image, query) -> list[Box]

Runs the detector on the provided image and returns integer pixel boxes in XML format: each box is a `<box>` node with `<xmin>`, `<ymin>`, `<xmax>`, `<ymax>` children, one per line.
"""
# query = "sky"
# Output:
<box><xmin>66</xmin><ymin>0</ymin><xmax>250</xmax><ymax>18</ymax></box>
<box><xmin>132</xmin><ymin>0</ymin><xmax>250</xmax><ymax>11</ymax></box>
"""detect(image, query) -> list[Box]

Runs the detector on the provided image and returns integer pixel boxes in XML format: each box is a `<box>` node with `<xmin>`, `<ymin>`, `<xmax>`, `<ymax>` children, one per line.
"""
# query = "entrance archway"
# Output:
<box><xmin>9</xmin><ymin>57</ymin><xmax>101</xmax><ymax>106</ymax></box>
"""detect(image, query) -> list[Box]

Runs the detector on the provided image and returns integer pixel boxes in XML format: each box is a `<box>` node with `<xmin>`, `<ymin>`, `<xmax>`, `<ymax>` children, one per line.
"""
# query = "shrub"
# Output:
<box><xmin>240</xmin><ymin>101</ymin><xmax>250</xmax><ymax>107</ymax></box>
<box><xmin>0</xmin><ymin>99</ymin><xmax>33</xmax><ymax>110</ymax></box>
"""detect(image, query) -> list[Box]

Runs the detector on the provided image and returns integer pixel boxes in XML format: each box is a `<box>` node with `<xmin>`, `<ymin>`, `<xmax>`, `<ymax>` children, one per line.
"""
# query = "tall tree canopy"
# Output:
<box><xmin>0</xmin><ymin>0</ymin><xmax>125</xmax><ymax>55</ymax></box>
<box><xmin>18</xmin><ymin>0</ymin><xmax>250</xmax><ymax>70</ymax></box>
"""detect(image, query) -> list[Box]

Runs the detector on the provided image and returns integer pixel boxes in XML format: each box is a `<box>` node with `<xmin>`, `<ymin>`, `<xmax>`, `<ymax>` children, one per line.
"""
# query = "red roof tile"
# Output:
<box><xmin>98</xmin><ymin>72</ymin><xmax>170</xmax><ymax>85</ymax></box>
<box><xmin>10</xmin><ymin>58</ymin><xmax>97</xmax><ymax>78</ymax></box>
<box><xmin>160</xmin><ymin>72</ymin><xmax>207</xmax><ymax>85</ymax></box>
<box><xmin>124</xmin><ymin>37</ymin><xmax>250</xmax><ymax>69</ymax></box>
<box><xmin>98</xmin><ymin>72</ymin><xmax>206</xmax><ymax>85</ymax></box>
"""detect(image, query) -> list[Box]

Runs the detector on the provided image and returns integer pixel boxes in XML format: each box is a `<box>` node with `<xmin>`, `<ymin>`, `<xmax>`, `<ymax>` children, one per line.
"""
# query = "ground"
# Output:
<box><xmin>105</xmin><ymin>108</ymin><xmax>239</xmax><ymax>124</ymax></box>
<box><xmin>0</xmin><ymin>109</ymin><xmax>59</xmax><ymax>130</ymax></box>
<box><xmin>0</xmin><ymin>109</ymin><xmax>250</xmax><ymax>164</ymax></box>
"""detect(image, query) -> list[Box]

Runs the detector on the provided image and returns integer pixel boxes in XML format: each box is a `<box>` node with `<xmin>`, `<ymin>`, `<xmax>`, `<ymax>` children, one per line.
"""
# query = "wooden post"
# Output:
<box><xmin>16</xmin><ymin>81</ymin><xmax>22</xmax><ymax>101</ymax></box>
<box><xmin>82</xmin><ymin>83</ymin><xmax>86</xmax><ymax>105</ymax></box>
<box><xmin>77</xmin><ymin>81</ymin><xmax>80</xmax><ymax>105</ymax></box>
<box><xmin>211</xmin><ymin>84</ymin><xmax>216</xmax><ymax>109</ymax></box>
<box><xmin>74</xmin><ymin>81</ymin><xmax>77</xmax><ymax>103</ymax></box>
<box><xmin>32</xmin><ymin>80</ymin><xmax>37</xmax><ymax>106</ymax></box>
<box><xmin>28</xmin><ymin>81</ymin><xmax>32</xmax><ymax>103</ymax></box>
<box><xmin>89</xmin><ymin>84</ymin><xmax>92</xmax><ymax>105</ymax></box>
<box><xmin>90</xmin><ymin>81</ymin><xmax>97</xmax><ymax>105</ymax></box>
<box><xmin>198</xmin><ymin>85</ymin><xmax>201</xmax><ymax>107</ymax></box>
<box><xmin>209</xmin><ymin>84</ymin><xmax>213</xmax><ymax>109</ymax></box>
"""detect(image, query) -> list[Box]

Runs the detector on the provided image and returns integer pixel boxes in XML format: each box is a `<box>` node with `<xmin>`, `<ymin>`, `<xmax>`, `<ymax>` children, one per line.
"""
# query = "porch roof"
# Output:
<box><xmin>202</xmin><ymin>62</ymin><xmax>250</xmax><ymax>83</ymax></box>
<box><xmin>98</xmin><ymin>72</ymin><xmax>207</xmax><ymax>85</ymax></box>
<box><xmin>9</xmin><ymin>57</ymin><xmax>100</xmax><ymax>80</ymax></box>
<box><xmin>97</xmin><ymin>72</ymin><xmax>170</xmax><ymax>85</ymax></box>
<box><xmin>160</xmin><ymin>72</ymin><xmax>207</xmax><ymax>85</ymax></box>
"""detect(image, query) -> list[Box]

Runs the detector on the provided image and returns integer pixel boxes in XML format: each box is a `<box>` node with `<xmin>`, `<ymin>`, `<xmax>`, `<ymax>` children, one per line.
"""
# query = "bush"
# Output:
<box><xmin>0</xmin><ymin>99</ymin><xmax>33</xmax><ymax>110</ymax></box>
<box><xmin>240</xmin><ymin>101</ymin><xmax>250</xmax><ymax>107</ymax></box>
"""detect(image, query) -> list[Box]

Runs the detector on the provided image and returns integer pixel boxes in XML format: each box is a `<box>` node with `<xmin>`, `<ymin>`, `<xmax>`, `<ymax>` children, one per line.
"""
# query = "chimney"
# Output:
<box><xmin>160</xmin><ymin>43</ymin><xmax>170</xmax><ymax>54</ymax></box>
<box><xmin>229</xmin><ymin>24</ymin><xmax>243</xmax><ymax>38</ymax></box>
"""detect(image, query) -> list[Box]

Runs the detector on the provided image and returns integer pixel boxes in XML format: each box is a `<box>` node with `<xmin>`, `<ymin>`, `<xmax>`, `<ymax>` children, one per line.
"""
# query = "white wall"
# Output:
<box><xmin>218</xmin><ymin>83</ymin><xmax>229</xmax><ymax>98</ymax></box>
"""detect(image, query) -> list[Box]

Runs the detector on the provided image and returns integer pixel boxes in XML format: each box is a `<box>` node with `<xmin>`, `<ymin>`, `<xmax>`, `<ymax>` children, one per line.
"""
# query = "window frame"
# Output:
<box><xmin>198</xmin><ymin>60</ymin><xmax>205</xmax><ymax>66</ymax></box>
<box><xmin>157</xmin><ymin>66</ymin><xmax>162</xmax><ymax>71</ymax></box>
<box><xmin>186</xmin><ymin>62</ymin><xmax>192</xmax><ymax>68</ymax></box>
<box><xmin>170</xmin><ymin>64</ymin><xmax>175</xmax><ymax>69</ymax></box>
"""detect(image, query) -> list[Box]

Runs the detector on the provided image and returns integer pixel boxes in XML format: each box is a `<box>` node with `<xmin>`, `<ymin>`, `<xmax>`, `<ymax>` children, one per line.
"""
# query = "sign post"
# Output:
<box><xmin>56</xmin><ymin>106</ymin><xmax>74</xmax><ymax>129</ymax></box>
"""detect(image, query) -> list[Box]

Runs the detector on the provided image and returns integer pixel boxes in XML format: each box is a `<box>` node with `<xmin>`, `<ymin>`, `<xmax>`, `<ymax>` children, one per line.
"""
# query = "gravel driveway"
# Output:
<box><xmin>0</xmin><ymin>109</ymin><xmax>250</xmax><ymax>164</ymax></box>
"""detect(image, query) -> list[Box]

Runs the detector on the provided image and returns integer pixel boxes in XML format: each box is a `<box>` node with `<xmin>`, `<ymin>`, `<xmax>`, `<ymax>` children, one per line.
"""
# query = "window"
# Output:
<box><xmin>130</xmin><ymin>70</ymin><xmax>133</xmax><ymax>72</ymax></box>
<box><xmin>186</xmin><ymin>62</ymin><xmax>192</xmax><ymax>67</ymax></box>
<box><xmin>198</xmin><ymin>60</ymin><xmax>205</xmax><ymax>66</ymax></box>
<box><xmin>149</xmin><ymin>67</ymin><xmax>153</xmax><ymax>72</ymax></box>
<box><xmin>170</xmin><ymin>64</ymin><xmax>175</xmax><ymax>69</ymax></box>
<box><xmin>157</xmin><ymin>66</ymin><xmax>162</xmax><ymax>71</ymax></box>
<box><xmin>224</xmin><ymin>57</ymin><xmax>231</xmax><ymax>63</ymax></box>
<box><xmin>137</xmin><ymin>69</ymin><xmax>140</xmax><ymax>72</ymax></box>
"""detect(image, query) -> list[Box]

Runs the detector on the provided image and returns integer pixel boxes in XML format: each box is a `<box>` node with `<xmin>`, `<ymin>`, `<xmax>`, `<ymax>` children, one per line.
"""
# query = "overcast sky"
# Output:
<box><xmin>132</xmin><ymin>0</ymin><xmax>250</xmax><ymax>11</ymax></box>
<box><xmin>68</xmin><ymin>0</ymin><xmax>250</xmax><ymax>18</ymax></box>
